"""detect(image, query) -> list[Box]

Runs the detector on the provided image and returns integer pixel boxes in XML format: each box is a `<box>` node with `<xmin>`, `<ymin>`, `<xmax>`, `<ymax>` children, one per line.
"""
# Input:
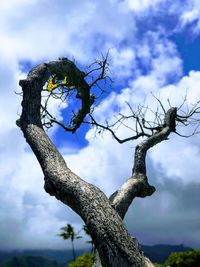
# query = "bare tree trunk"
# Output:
<box><xmin>17</xmin><ymin>59</ymin><xmax>176</xmax><ymax>267</ymax></box>
<box><xmin>17</xmin><ymin>60</ymin><xmax>147</xmax><ymax>267</ymax></box>
<box><xmin>71</xmin><ymin>241</ymin><xmax>76</xmax><ymax>261</ymax></box>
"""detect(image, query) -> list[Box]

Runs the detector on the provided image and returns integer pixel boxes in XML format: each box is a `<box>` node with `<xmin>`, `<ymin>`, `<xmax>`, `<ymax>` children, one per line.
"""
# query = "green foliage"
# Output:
<box><xmin>154</xmin><ymin>264</ymin><xmax>164</xmax><ymax>267</ymax></box>
<box><xmin>67</xmin><ymin>253</ymin><xmax>94</xmax><ymax>267</ymax></box>
<box><xmin>164</xmin><ymin>250</ymin><xmax>200</xmax><ymax>267</ymax></box>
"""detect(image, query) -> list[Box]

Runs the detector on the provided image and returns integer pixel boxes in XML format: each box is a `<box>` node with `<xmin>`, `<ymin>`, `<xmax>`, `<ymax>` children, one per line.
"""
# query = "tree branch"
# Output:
<box><xmin>110</xmin><ymin>108</ymin><xmax>177</xmax><ymax>219</ymax></box>
<box><xmin>89</xmin><ymin>114</ymin><xmax>150</xmax><ymax>143</ymax></box>
<box><xmin>17</xmin><ymin>58</ymin><xmax>146</xmax><ymax>267</ymax></box>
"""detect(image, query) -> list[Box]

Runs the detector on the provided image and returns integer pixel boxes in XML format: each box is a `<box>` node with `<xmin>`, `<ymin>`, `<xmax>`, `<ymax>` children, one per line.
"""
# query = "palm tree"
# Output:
<box><xmin>58</xmin><ymin>224</ymin><xmax>82</xmax><ymax>261</ymax></box>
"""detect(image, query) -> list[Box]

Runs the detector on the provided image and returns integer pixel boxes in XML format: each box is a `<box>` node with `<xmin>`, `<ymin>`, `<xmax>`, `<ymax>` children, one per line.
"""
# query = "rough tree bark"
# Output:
<box><xmin>17</xmin><ymin>58</ymin><xmax>177</xmax><ymax>267</ymax></box>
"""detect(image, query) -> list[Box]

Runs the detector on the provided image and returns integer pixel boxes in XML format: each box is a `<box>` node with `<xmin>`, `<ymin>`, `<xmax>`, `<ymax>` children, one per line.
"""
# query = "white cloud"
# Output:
<box><xmin>0</xmin><ymin>130</ymin><xmax>85</xmax><ymax>249</ymax></box>
<box><xmin>109</xmin><ymin>47</ymin><xmax>136</xmax><ymax>78</ymax></box>
<box><xmin>148</xmin><ymin>71</ymin><xmax>200</xmax><ymax>184</ymax></box>
<box><xmin>179</xmin><ymin>0</ymin><xmax>200</xmax><ymax>32</ymax></box>
<box><xmin>0</xmin><ymin>0</ymin><xmax>200</xmax><ymax>251</ymax></box>
<box><xmin>121</xmin><ymin>0</ymin><xmax>166</xmax><ymax>13</ymax></box>
<box><xmin>0</xmin><ymin>0</ymin><xmax>136</xmax><ymax>63</ymax></box>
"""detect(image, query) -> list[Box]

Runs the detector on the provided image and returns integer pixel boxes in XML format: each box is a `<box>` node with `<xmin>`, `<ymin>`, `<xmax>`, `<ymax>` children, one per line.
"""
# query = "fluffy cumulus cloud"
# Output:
<box><xmin>0</xmin><ymin>0</ymin><xmax>137</xmax><ymax>63</ymax></box>
<box><xmin>0</xmin><ymin>0</ymin><xmax>200</xmax><ymax>251</ymax></box>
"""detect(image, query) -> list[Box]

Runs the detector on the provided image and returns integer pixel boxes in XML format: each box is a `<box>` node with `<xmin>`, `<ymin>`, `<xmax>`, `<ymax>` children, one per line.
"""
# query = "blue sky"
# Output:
<box><xmin>0</xmin><ymin>0</ymin><xmax>200</xmax><ymax>251</ymax></box>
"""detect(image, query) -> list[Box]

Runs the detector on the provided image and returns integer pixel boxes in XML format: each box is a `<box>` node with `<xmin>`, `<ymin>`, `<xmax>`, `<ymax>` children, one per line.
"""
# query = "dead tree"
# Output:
<box><xmin>16</xmin><ymin>58</ymin><xmax>200</xmax><ymax>267</ymax></box>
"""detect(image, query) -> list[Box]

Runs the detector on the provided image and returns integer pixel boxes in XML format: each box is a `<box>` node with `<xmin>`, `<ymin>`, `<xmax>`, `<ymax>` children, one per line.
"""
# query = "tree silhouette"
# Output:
<box><xmin>58</xmin><ymin>224</ymin><xmax>82</xmax><ymax>261</ymax></box>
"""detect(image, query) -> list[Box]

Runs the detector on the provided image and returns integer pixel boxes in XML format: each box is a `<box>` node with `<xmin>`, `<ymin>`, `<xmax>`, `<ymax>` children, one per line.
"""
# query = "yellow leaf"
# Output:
<box><xmin>47</xmin><ymin>78</ymin><xmax>58</xmax><ymax>91</ymax></box>
<box><xmin>62</xmin><ymin>75</ymin><xmax>70</xmax><ymax>85</ymax></box>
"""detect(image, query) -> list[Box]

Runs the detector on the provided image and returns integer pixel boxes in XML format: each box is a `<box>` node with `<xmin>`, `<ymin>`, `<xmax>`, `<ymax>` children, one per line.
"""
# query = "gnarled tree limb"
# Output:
<box><xmin>110</xmin><ymin>108</ymin><xmax>177</xmax><ymax>219</ymax></box>
<box><xmin>17</xmin><ymin>58</ymin><xmax>147</xmax><ymax>267</ymax></box>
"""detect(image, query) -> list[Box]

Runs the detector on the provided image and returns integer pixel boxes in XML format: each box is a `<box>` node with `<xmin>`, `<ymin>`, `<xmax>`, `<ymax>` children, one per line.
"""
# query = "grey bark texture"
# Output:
<box><xmin>17</xmin><ymin>58</ymin><xmax>176</xmax><ymax>267</ymax></box>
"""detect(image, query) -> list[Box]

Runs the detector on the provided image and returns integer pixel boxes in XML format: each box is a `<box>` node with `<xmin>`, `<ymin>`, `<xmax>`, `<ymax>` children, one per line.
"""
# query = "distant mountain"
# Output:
<box><xmin>141</xmin><ymin>244</ymin><xmax>193</xmax><ymax>263</ymax></box>
<box><xmin>0</xmin><ymin>255</ymin><xmax>65</xmax><ymax>267</ymax></box>
<box><xmin>0</xmin><ymin>249</ymin><xmax>87</xmax><ymax>264</ymax></box>
<box><xmin>0</xmin><ymin>245</ymin><xmax>194</xmax><ymax>265</ymax></box>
